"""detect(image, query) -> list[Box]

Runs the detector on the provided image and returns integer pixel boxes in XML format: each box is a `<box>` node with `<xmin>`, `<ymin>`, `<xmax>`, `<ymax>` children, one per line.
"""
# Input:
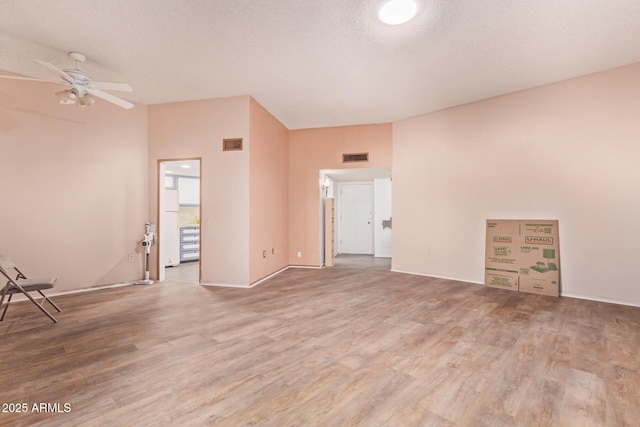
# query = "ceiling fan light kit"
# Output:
<box><xmin>77</xmin><ymin>94</ymin><xmax>96</xmax><ymax>107</ymax></box>
<box><xmin>55</xmin><ymin>88</ymin><xmax>77</xmax><ymax>104</ymax></box>
<box><xmin>55</xmin><ymin>87</ymin><xmax>96</xmax><ymax>107</ymax></box>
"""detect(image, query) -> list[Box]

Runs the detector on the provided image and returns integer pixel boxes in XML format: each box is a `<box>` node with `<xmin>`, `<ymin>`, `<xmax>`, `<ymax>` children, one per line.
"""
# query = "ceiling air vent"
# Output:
<box><xmin>223</xmin><ymin>138</ymin><xmax>243</xmax><ymax>151</ymax></box>
<box><xmin>343</xmin><ymin>152</ymin><xmax>369</xmax><ymax>163</ymax></box>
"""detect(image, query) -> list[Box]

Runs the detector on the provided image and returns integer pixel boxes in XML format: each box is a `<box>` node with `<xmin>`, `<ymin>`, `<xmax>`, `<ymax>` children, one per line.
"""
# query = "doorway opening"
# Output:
<box><xmin>320</xmin><ymin>167</ymin><xmax>392</xmax><ymax>269</ymax></box>
<box><xmin>158</xmin><ymin>159</ymin><xmax>201</xmax><ymax>283</ymax></box>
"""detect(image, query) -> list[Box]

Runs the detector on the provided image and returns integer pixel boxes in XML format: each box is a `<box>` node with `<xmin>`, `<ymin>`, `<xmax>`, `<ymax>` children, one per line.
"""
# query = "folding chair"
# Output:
<box><xmin>0</xmin><ymin>254</ymin><xmax>61</xmax><ymax>323</ymax></box>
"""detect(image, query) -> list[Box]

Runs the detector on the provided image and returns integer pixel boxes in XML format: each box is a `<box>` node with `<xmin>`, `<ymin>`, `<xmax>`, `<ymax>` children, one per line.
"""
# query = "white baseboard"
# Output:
<box><xmin>200</xmin><ymin>282</ymin><xmax>251</xmax><ymax>289</ymax></box>
<box><xmin>390</xmin><ymin>269</ymin><xmax>484</xmax><ymax>285</ymax></box>
<box><xmin>391</xmin><ymin>269</ymin><xmax>640</xmax><ymax>307</ymax></box>
<box><xmin>200</xmin><ymin>264</ymin><xmax>322</xmax><ymax>288</ymax></box>
<box><xmin>560</xmin><ymin>292</ymin><xmax>640</xmax><ymax>308</ymax></box>
<box><xmin>6</xmin><ymin>281</ymin><xmax>136</xmax><ymax>303</ymax></box>
<box><xmin>9</xmin><ymin>268</ymin><xmax>638</xmax><ymax>309</ymax></box>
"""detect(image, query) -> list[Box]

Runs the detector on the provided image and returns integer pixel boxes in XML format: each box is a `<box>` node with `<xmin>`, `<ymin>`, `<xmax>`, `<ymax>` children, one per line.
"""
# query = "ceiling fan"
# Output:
<box><xmin>0</xmin><ymin>52</ymin><xmax>134</xmax><ymax>109</ymax></box>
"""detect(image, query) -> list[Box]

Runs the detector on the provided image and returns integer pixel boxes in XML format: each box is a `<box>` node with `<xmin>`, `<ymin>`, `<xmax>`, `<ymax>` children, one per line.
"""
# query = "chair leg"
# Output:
<box><xmin>37</xmin><ymin>291</ymin><xmax>61</xmax><ymax>313</ymax></box>
<box><xmin>0</xmin><ymin>293</ymin><xmax>12</xmax><ymax>321</ymax></box>
<box><xmin>21</xmin><ymin>290</ymin><xmax>57</xmax><ymax>323</ymax></box>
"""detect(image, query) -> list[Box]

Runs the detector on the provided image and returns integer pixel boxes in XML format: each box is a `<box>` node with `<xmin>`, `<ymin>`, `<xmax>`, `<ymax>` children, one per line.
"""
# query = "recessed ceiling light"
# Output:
<box><xmin>378</xmin><ymin>0</ymin><xmax>417</xmax><ymax>25</ymax></box>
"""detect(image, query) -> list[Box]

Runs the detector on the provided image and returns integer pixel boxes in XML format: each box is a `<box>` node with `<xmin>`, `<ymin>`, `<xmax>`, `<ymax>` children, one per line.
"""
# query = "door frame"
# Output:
<box><xmin>156</xmin><ymin>158</ymin><xmax>202</xmax><ymax>282</ymax></box>
<box><xmin>319</xmin><ymin>167</ymin><xmax>393</xmax><ymax>264</ymax></box>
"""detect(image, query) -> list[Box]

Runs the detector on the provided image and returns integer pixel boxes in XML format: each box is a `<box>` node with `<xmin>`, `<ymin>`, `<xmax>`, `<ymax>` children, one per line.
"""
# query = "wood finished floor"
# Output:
<box><xmin>1</xmin><ymin>255</ymin><xmax>639</xmax><ymax>426</ymax></box>
<box><xmin>164</xmin><ymin>261</ymin><xmax>200</xmax><ymax>283</ymax></box>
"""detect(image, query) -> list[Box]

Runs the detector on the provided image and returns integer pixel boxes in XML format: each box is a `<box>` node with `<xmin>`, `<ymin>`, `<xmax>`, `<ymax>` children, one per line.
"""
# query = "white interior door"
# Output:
<box><xmin>340</xmin><ymin>182</ymin><xmax>374</xmax><ymax>254</ymax></box>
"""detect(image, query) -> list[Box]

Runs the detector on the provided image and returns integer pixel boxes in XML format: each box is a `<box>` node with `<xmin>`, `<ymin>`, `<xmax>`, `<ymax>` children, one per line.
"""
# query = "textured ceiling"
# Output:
<box><xmin>1</xmin><ymin>0</ymin><xmax>639</xmax><ymax>129</ymax></box>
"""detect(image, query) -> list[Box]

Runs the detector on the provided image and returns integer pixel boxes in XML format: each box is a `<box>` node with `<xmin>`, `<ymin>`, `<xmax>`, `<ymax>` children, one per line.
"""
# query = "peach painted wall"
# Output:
<box><xmin>289</xmin><ymin>124</ymin><xmax>392</xmax><ymax>266</ymax></box>
<box><xmin>0</xmin><ymin>76</ymin><xmax>148</xmax><ymax>293</ymax></box>
<box><xmin>392</xmin><ymin>62</ymin><xmax>640</xmax><ymax>306</ymax></box>
<box><xmin>249</xmin><ymin>98</ymin><xmax>289</xmax><ymax>283</ymax></box>
<box><xmin>147</xmin><ymin>96</ymin><xmax>250</xmax><ymax>286</ymax></box>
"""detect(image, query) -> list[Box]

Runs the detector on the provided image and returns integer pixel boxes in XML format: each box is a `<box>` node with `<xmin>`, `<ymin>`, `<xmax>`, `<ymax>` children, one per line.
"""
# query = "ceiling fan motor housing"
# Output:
<box><xmin>64</xmin><ymin>69</ymin><xmax>91</xmax><ymax>85</ymax></box>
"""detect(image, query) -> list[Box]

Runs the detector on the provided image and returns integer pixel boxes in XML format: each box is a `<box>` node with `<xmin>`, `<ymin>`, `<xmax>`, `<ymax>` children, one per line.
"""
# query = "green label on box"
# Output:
<box><xmin>493</xmin><ymin>246</ymin><xmax>511</xmax><ymax>256</ymax></box>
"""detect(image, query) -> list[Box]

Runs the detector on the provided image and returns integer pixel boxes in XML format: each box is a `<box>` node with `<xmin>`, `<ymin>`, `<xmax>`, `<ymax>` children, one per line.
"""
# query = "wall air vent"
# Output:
<box><xmin>343</xmin><ymin>152</ymin><xmax>369</xmax><ymax>163</ymax></box>
<box><xmin>223</xmin><ymin>138</ymin><xmax>243</xmax><ymax>151</ymax></box>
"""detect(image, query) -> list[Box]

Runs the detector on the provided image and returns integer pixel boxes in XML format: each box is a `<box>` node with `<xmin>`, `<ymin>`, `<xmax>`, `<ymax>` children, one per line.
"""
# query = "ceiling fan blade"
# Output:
<box><xmin>33</xmin><ymin>59</ymin><xmax>75</xmax><ymax>84</ymax></box>
<box><xmin>88</xmin><ymin>80</ymin><xmax>133</xmax><ymax>92</ymax></box>
<box><xmin>86</xmin><ymin>88</ymin><xmax>134</xmax><ymax>109</ymax></box>
<box><xmin>0</xmin><ymin>74</ymin><xmax>64</xmax><ymax>84</ymax></box>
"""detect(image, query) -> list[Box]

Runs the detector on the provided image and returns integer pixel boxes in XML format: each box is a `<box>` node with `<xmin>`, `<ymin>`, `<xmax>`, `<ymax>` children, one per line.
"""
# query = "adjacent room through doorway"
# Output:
<box><xmin>320</xmin><ymin>167</ymin><xmax>392</xmax><ymax>269</ymax></box>
<box><xmin>158</xmin><ymin>159</ymin><xmax>202</xmax><ymax>283</ymax></box>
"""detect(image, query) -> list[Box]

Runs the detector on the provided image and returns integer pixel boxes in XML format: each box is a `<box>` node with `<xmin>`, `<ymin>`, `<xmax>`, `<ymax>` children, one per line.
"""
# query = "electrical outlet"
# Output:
<box><xmin>263</xmin><ymin>250</ymin><xmax>266</xmax><ymax>259</ymax></box>
<box><xmin>128</xmin><ymin>254</ymin><xmax>134</xmax><ymax>263</ymax></box>
<box><xmin>297</xmin><ymin>251</ymin><xmax>302</xmax><ymax>258</ymax></box>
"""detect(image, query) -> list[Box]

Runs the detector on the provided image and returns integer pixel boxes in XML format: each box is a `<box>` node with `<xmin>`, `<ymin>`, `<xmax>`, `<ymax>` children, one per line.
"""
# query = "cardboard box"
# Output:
<box><xmin>485</xmin><ymin>219</ymin><xmax>560</xmax><ymax>297</ymax></box>
<box><xmin>485</xmin><ymin>220</ymin><xmax>520</xmax><ymax>291</ymax></box>
<box><xmin>517</xmin><ymin>221</ymin><xmax>560</xmax><ymax>297</ymax></box>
